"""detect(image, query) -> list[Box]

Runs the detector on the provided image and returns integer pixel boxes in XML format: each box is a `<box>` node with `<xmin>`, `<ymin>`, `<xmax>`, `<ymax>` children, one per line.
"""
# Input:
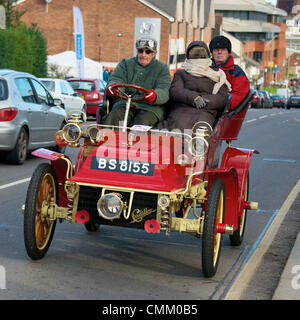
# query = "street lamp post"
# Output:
<box><xmin>117</xmin><ymin>32</ymin><xmax>123</xmax><ymax>62</ymax></box>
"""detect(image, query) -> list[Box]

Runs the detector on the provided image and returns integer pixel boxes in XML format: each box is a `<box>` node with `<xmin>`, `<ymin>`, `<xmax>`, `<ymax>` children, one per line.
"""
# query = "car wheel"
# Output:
<box><xmin>24</xmin><ymin>163</ymin><xmax>57</xmax><ymax>260</ymax></box>
<box><xmin>202</xmin><ymin>178</ymin><xmax>225</xmax><ymax>277</ymax></box>
<box><xmin>6</xmin><ymin>127</ymin><xmax>28</xmax><ymax>165</ymax></box>
<box><xmin>84</xmin><ymin>220</ymin><xmax>100</xmax><ymax>232</ymax></box>
<box><xmin>229</xmin><ymin>174</ymin><xmax>249</xmax><ymax>246</ymax></box>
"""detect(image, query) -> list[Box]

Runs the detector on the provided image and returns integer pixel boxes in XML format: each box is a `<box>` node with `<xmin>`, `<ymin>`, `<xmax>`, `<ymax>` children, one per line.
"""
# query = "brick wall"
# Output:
<box><xmin>17</xmin><ymin>0</ymin><xmax>171</xmax><ymax>64</ymax></box>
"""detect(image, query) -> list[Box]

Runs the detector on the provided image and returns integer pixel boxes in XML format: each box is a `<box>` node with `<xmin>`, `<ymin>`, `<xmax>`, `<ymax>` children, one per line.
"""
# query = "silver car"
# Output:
<box><xmin>0</xmin><ymin>69</ymin><xmax>66</xmax><ymax>164</ymax></box>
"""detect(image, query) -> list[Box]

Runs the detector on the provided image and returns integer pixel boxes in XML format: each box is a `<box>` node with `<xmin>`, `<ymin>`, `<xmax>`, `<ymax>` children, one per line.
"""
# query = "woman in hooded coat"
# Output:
<box><xmin>157</xmin><ymin>41</ymin><xmax>231</xmax><ymax>131</ymax></box>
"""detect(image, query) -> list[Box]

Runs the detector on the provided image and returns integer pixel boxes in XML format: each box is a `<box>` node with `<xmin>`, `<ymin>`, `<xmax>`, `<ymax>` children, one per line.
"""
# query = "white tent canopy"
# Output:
<box><xmin>47</xmin><ymin>51</ymin><xmax>103</xmax><ymax>79</ymax></box>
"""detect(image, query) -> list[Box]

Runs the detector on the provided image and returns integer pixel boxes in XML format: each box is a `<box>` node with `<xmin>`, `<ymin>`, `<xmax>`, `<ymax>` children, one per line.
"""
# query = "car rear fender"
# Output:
<box><xmin>204</xmin><ymin>147</ymin><xmax>258</xmax><ymax>230</ymax></box>
<box><xmin>204</xmin><ymin>167</ymin><xmax>239</xmax><ymax>230</ymax></box>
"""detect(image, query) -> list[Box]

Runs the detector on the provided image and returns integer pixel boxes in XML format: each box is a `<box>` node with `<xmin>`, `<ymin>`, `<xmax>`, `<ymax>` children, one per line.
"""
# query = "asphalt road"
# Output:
<box><xmin>0</xmin><ymin>107</ymin><xmax>299</xmax><ymax>300</ymax></box>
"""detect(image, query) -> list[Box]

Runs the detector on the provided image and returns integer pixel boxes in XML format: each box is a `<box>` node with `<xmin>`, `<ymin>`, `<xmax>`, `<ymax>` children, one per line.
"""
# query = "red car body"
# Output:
<box><xmin>24</xmin><ymin>86</ymin><xmax>258</xmax><ymax>278</ymax></box>
<box><xmin>251</xmin><ymin>90</ymin><xmax>263</xmax><ymax>108</ymax></box>
<box><xmin>67</xmin><ymin>78</ymin><xmax>106</xmax><ymax>116</ymax></box>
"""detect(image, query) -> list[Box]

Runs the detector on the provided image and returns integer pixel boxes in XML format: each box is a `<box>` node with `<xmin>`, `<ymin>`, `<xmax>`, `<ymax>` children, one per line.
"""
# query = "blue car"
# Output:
<box><xmin>287</xmin><ymin>95</ymin><xmax>300</xmax><ymax>109</ymax></box>
<box><xmin>271</xmin><ymin>94</ymin><xmax>286</xmax><ymax>108</ymax></box>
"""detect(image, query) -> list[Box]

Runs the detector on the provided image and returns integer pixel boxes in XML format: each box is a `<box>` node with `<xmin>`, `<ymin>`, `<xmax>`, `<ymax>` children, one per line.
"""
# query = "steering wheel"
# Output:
<box><xmin>109</xmin><ymin>84</ymin><xmax>149</xmax><ymax>102</ymax></box>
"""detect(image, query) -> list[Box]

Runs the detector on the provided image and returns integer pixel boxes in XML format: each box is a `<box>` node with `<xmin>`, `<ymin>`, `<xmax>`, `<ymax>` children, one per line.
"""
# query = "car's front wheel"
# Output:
<box><xmin>24</xmin><ymin>163</ymin><xmax>57</xmax><ymax>260</ymax></box>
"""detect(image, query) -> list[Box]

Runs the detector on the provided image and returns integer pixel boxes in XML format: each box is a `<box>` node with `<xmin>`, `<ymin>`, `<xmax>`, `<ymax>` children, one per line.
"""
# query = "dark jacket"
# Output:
<box><xmin>157</xmin><ymin>41</ymin><xmax>229</xmax><ymax>131</ymax></box>
<box><xmin>212</xmin><ymin>55</ymin><xmax>250</xmax><ymax>110</ymax></box>
<box><xmin>169</xmin><ymin>68</ymin><xmax>228</xmax><ymax>115</ymax></box>
<box><xmin>157</xmin><ymin>68</ymin><xmax>228</xmax><ymax>131</ymax></box>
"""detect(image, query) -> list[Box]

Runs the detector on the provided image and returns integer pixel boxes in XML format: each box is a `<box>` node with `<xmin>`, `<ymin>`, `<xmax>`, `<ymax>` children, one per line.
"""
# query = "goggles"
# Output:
<box><xmin>136</xmin><ymin>38</ymin><xmax>157</xmax><ymax>52</ymax></box>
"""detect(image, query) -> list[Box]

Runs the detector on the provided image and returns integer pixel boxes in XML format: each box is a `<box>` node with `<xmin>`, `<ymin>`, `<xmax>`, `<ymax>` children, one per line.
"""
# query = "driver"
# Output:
<box><xmin>102</xmin><ymin>38</ymin><xmax>171</xmax><ymax>127</ymax></box>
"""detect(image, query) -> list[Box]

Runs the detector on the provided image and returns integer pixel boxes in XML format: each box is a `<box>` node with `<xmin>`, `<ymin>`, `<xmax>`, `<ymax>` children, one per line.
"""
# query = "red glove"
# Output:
<box><xmin>106</xmin><ymin>83</ymin><xmax>119</xmax><ymax>97</ymax></box>
<box><xmin>143</xmin><ymin>89</ymin><xmax>157</xmax><ymax>104</ymax></box>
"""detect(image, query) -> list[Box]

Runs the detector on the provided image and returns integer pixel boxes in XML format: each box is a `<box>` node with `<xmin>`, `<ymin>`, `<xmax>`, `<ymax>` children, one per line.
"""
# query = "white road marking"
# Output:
<box><xmin>259</xmin><ymin>115</ymin><xmax>268</xmax><ymax>119</ymax></box>
<box><xmin>0</xmin><ymin>178</ymin><xmax>30</xmax><ymax>190</ymax></box>
<box><xmin>246</xmin><ymin>119</ymin><xmax>257</xmax><ymax>123</ymax></box>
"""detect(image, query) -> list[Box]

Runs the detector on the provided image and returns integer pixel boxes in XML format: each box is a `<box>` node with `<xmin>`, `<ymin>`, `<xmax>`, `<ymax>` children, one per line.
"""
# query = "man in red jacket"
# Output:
<box><xmin>209</xmin><ymin>36</ymin><xmax>250</xmax><ymax>110</ymax></box>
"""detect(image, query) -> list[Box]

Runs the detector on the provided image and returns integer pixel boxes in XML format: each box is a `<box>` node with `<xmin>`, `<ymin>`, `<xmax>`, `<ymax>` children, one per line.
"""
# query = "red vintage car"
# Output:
<box><xmin>23</xmin><ymin>84</ymin><xmax>258</xmax><ymax>278</ymax></box>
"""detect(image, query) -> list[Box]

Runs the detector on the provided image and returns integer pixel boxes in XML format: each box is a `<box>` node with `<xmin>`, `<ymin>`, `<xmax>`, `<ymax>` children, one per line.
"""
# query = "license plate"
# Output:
<box><xmin>274</xmin><ymin>100</ymin><xmax>279</xmax><ymax>102</ymax></box>
<box><xmin>90</xmin><ymin>156</ymin><xmax>155</xmax><ymax>176</ymax></box>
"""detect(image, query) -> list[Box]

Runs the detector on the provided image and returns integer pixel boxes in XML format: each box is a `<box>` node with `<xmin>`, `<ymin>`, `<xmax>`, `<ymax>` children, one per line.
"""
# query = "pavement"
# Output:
<box><xmin>272</xmin><ymin>191</ymin><xmax>300</xmax><ymax>300</ymax></box>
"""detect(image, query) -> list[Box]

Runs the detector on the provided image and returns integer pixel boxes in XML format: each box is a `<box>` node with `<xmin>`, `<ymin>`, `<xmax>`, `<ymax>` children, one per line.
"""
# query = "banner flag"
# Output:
<box><xmin>73</xmin><ymin>6</ymin><xmax>85</xmax><ymax>77</ymax></box>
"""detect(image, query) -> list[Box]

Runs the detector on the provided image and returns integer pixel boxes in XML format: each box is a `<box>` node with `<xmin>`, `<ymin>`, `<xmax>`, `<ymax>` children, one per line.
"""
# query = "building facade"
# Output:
<box><xmin>215</xmin><ymin>0</ymin><xmax>287</xmax><ymax>86</ymax></box>
<box><xmin>16</xmin><ymin>0</ymin><xmax>215</xmax><ymax>74</ymax></box>
<box><xmin>277</xmin><ymin>0</ymin><xmax>300</xmax><ymax>15</ymax></box>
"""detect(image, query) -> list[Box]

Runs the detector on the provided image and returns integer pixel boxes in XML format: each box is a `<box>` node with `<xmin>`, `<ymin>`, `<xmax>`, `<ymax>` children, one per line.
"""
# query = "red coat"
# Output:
<box><xmin>214</xmin><ymin>56</ymin><xmax>250</xmax><ymax>110</ymax></box>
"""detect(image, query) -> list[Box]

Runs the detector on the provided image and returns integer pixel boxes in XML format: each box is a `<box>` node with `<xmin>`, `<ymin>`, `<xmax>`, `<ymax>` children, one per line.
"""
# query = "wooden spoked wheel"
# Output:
<box><xmin>202</xmin><ymin>178</ymin><xmax>225</xmax><ymax>278</ymax></box>
<box><xmin>24</xmin><ymin>163</ymin><xmax>57</xmax><ymax>260</ymax></box>
<box><xmin>229</xmin><ymin>174</ymin><xmax>249</xmax><ymax>246</ymax></box>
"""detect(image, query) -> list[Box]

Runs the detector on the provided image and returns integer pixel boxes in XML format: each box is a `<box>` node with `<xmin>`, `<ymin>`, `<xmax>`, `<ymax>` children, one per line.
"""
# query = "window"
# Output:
<box><xmin>215</xmin><ymin>10</ymin><xmax>267</xmax><ymax>22</ymax></box>
<box><xmin>41</xmin><ymin>80</ymin><xmax>55</xmax><ymax>92</ymax></box>
<box><xmin>15</xmin><ymin>78</ymin><xmax>36</xmax><ymax>103</ymax></box>
<box><xmin>65</xmin><ymin>81</ymin><xmax>75</xmax><ymax>95</ymax></box>
<box><xmin>69</xmin><ymin>81</ymin><xmax>95</xmax><ymax>91</ymax></box>
<box><xmin>98</xmin><ymin>80</ymin><xmax>106</xmax><ymax>92</ymax></box>
<box><xmin>253</xmin><ymin>51</ymin><xmax>263</xmax><ymax>62</ymax></box>
<box><xmin>0</xmin><ymin>80</ymin><xmax>8</xmax><ymax>100</ymax></box>
<box><xmin>30</xmin><ymin>79</ymin><xmax>52</xmax><ymax>105</ymax></box>
<box><xmin>60</xmin><ymin>81</ymin><xmax>69</xmax><ymax>95</ymax></box>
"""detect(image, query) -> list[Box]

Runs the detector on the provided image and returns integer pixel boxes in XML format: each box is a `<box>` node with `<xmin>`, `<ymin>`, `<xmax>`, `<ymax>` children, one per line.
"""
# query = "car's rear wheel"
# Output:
<box><xmin>24</xmin><ymin>163</ymin><xmax>57</xmax><ymax>260</ymax></box>
<box><xmin>6</xmin><ymin>127</ymin><xmax>28</xmax><ymax>165</ymax></box>
<box><xmin>202</xmin><ymin>178</ymin><xmax>225</xmax><ymax>278</ymax></box>
<box><xmin>229</xmin><ymin>174</ymin><xmax>249</xmax><ymax>246</ymax></box>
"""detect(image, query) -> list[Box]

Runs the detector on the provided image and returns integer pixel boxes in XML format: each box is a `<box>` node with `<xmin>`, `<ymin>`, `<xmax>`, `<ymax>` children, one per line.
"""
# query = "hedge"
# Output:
<box><xmin>0</xmin><ymin>25</ymin><xmax>47</xmax><ymax>77</ymax></box>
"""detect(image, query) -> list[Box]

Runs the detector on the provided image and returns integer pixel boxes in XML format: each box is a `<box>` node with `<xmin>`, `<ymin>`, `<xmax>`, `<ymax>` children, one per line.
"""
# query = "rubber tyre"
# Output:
<box><xmin>202</xmin><ymin>178</ymin><xmax>225</xmax><ymax>278</ymax></box>
<box><xmin>229</xmin><ymin>174</ymin><xmax>249</xmax><ymax>246</ymax></box>
<box><xmin>24</xmin><ymin>163</ymin><xmax>57</xmax><ymax>260</ymax></box>
<box><xmin>6</xmin><ymin>127</ymin><xmax>28</xmax><ymax>165</ymax></box>
<box><xmin>84</xmin><ymin>220</ymin><xmax>100</xmax><ymax>232</ymax></box>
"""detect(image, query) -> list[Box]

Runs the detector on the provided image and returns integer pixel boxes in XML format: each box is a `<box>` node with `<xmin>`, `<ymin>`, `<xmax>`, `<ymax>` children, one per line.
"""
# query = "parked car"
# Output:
<box><xmin>39</xmin><ymin>78</ymin><xmax>86</xmax><ymax>115</ymax></box>
<box><xmin>270</xmin><ymin>94</ymin><xmax>286</xmax><ymax>108</ymax></box>
<box><xmin>251</xmin><ymin>90</ymin><xmax>263</xmax><ymax>108</ymax></box>
<box><xmin>258</xmin><ymin>90</ymin><xmax>273</xmax><ymax>108</ymax></box>
<box><xmin>286</xmin><ymin>95</ymin><xmax>300</xmax><ymax>109</ymax></box>
<box><xmin>0</xmin><ymin>69</ymin><xmax>66</xmax><ymax>164</ymax></box>
<box><xmin>67</xmin><ymin>78</ymin><xmax>106</xmax><ymax>117</ymax></box>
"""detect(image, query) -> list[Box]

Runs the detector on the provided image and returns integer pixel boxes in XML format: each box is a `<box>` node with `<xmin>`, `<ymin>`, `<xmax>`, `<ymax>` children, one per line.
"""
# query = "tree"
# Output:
<box><xmin>0</xmin><ymin>0</ymin><xmax>25</xmax><ymax>28</ymax></box>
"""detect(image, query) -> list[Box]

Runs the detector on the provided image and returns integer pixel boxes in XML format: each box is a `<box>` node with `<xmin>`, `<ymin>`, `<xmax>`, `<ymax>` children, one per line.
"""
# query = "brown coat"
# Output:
<box><xmin>157</xmin><ymin>68</ymin><xmax>228</xmax><ymax>131</ymax></box>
